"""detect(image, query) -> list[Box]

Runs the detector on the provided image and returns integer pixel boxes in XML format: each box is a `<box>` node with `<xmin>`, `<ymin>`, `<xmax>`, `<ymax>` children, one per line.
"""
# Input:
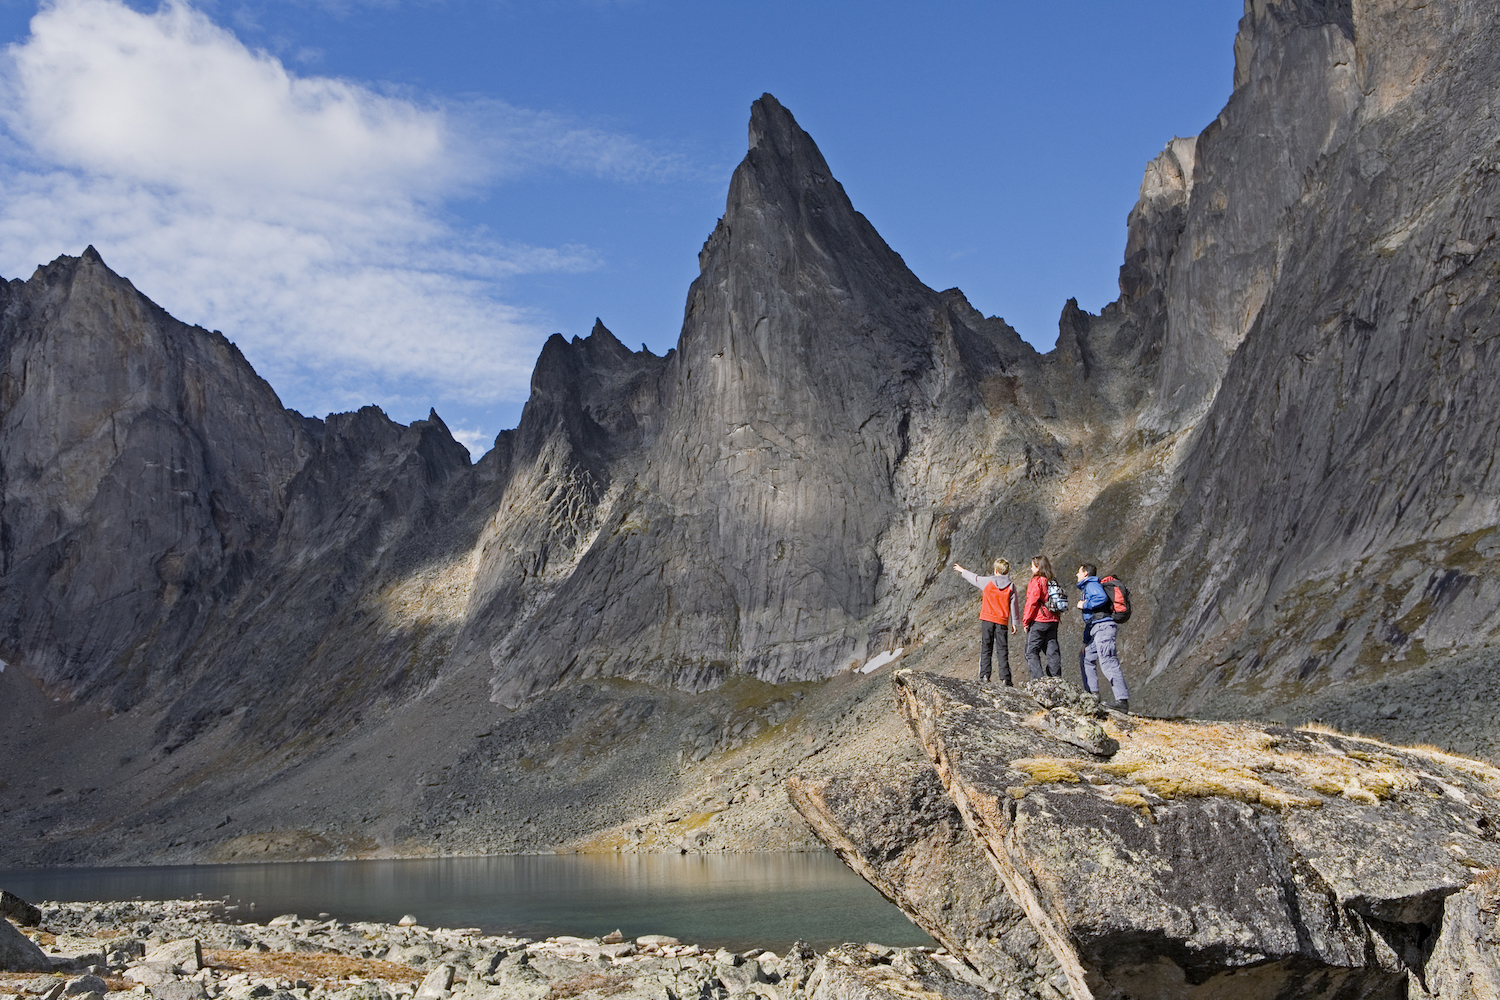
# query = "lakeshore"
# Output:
<box><xmin>2</xmin><ymin>898</ymin><xmax>987</xmax><ymax>1000</ymax></box>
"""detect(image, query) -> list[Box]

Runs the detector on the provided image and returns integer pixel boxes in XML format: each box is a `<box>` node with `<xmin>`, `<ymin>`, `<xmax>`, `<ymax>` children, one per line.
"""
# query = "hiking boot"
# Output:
<box><xmin>1119</xmin><ymin>698</ymin><xmax>1130</xmax><ymax>714</ymax></box>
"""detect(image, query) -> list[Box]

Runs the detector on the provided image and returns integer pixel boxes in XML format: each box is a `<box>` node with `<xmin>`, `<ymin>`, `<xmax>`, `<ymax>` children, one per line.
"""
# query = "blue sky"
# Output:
<box><xmin>0</xmin><ymin>0</ymin><xmax>1242</xmax><ymax>454</ymax></box>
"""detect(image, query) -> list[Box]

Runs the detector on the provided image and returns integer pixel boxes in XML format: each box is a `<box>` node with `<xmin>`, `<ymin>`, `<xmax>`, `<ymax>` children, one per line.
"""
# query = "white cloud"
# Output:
<box><xmin>0</xmin><ymin>0</ymin><xmax>670</xmax><ymax>437</ymax></box>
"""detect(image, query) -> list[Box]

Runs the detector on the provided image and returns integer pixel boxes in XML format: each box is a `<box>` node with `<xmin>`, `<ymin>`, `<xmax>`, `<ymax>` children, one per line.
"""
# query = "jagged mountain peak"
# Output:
<box><xmin>745</xmin><ymin>93</ymin><xmax>828</xmax><ymax>175</ymax></box>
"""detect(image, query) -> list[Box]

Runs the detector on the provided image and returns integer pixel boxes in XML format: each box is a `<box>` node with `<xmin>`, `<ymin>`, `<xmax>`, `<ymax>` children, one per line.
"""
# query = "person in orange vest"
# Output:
<box><xmin>952</xmin><ymin>558</ymin><xmax>1022</xmax><ymax>684</ymax></box>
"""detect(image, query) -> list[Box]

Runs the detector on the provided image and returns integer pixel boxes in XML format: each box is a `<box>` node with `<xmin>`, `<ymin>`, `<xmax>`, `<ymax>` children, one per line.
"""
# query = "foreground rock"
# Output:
<box><xmin>1</xmin><ymin>896</ymin><xmax>982</xmax><ymax>1000</ymax></box>
<box><xmin>1421</xmin><ymin>873</ymin><xmax>1500</xmax><ymax>999</ymax></box>
<box><xmin>0</xmin><ymin>917</ymin><xmax>49</xmax><ymax>972</ymax></box>
<box><xmin>798</xmin><ymin>671</ymin><xmax>1500</xmax><ymax>1000</ymax></box>
<box><xmin>787</xmin><ymin>764</ymin><xmax>1066</xmax><ymax>1000</ymax></box>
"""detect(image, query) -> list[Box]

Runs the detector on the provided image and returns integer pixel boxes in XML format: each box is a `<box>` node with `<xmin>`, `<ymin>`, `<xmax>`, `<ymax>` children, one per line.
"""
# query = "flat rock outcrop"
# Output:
<box><xmin>795</xmin><ymin>670</ymin><xmax>1500</xmax><ymax>1000</ymax></box>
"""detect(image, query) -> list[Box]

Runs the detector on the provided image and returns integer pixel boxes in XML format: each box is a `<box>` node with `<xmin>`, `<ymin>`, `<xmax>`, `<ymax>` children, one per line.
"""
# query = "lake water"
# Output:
<box><xmin>0</xmin><ymin>854</ymin><xmax>933</xmax><ymax>952</ymax></box>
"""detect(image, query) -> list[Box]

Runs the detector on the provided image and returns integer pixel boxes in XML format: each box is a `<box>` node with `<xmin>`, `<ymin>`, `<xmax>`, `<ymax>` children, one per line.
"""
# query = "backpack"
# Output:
<box><xmin>1046</xmin><ymin>579</ymin><xmax>1069</xmax><ymax>613</ymax></box>
<box><xmin>1099</xmin><ymin>575</ymin><xmax>1132</xmax><ymax>623</ymax></box>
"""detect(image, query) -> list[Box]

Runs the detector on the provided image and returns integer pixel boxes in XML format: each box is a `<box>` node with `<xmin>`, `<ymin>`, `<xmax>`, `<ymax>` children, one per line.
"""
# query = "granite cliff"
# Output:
<box><xmin>2</xmin><ymin>0</ymin><xmax>1500</xmax><ymax>865</ymax></box>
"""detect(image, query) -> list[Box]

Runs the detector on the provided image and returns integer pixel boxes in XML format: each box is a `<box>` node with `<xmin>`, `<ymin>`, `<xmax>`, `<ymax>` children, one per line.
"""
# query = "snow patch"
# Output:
<box><xmin>858</xmin><ymin>648</ymin><xmax>904</xmax><ymax>674</ymax></box>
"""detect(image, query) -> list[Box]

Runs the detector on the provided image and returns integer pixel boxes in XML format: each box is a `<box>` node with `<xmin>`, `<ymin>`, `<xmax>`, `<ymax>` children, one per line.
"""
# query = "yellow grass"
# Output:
<box><xmin>205</xmin><ymin>949</ymin><xmax>425</xmax><ymax>987</ymax></box>
<box><xmin>1296</xmin><ymin>721</ymin><xmax>1346</xmax><ymax>736</ymax></box>
<box><xmin>544</xmin><ymin>972</ymin><xmax>636</xmax><ymax>999</ymax></box>
<box><xmin>1009</xmin><ymin>716</ymin><xmax>1431</xmax><ymax>811</ymax></box>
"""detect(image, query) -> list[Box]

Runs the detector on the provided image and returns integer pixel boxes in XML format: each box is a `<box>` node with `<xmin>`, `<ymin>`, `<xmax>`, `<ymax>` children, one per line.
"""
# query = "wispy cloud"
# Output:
<box><xmin>0</xmin><ymin>0</ymin><xmax>672</xmax><ymax>435</ymax></box>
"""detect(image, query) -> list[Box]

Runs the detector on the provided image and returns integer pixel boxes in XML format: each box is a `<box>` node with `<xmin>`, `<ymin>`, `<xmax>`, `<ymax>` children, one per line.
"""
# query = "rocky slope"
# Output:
<box><xmin>3</xmin><ymin>0</ymin><xmax>1500</xmax><ymax>865</ymax></box>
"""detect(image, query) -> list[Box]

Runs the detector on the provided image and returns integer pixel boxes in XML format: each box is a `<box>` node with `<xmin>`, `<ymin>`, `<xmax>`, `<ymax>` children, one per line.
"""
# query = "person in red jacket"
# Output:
<box><xmin>1021</xmin><ymin>554</ymin><xmax>1062</xmax><ymax>679</ymax></box>
<box><xmin>953</xmin><ymin>558</ymin><xmax>1021</xmax><ymax>684</ymax></box>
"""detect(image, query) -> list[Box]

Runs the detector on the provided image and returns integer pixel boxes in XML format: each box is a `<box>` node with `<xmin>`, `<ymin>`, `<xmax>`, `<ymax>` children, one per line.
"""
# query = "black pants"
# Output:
<box><xmin>1025</xmin><ymin>621</ymin><xmax>1061</xmax><ymax>679</ymax></box>
<box><xmin>979</xmin><ymin>621</ymin><xmax>1012</xmax><ymax>684</ymax></box>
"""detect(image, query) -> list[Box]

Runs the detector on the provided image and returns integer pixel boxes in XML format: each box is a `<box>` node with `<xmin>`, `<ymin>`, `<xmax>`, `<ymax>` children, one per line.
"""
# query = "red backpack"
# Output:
<box><xmin>1099</xmin><ymin>575</ymin><xmax>1132</xmax><ymax>623</ymax></box>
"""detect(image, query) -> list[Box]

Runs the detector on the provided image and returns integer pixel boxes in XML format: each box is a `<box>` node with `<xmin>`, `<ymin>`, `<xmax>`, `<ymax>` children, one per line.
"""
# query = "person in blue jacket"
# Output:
<box><xmin>1076</xmin><ymin>563</ymin><xmax>1129</xmax><ymax>713</ymax></box>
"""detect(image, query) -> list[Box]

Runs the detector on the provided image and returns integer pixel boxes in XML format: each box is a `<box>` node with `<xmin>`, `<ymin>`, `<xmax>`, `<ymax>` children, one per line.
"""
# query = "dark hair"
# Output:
<box><xmin>1079</xmin><ymin>562</ymin><xmax>1098</xmax><ymax>577</ymax></box>
<box><xmin>1030</xmin><ymin>555</ymin><xmax>1055</xmax><ymax>581</ymax></box>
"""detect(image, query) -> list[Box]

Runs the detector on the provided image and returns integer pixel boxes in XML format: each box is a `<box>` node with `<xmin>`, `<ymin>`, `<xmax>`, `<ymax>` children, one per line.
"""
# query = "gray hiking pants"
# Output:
<box><xmin>1080</xmin><ymin>618</ymin><xmax>1129</xmax><ymax>702</ymax></box>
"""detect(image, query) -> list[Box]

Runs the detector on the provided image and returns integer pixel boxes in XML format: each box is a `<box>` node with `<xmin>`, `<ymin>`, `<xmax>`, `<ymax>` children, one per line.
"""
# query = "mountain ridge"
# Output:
<box><xmin>3</xmin><ymin>0</ymin><xmax>1499</xmax><ymax>865</ymax></box>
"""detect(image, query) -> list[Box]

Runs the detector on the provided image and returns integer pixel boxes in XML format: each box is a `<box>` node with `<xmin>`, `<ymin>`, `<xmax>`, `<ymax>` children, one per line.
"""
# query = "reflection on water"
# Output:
<box><xmin>0</xmin><ymin>854</ymin><xmax>933</xmax><ymax>951</ymax></box>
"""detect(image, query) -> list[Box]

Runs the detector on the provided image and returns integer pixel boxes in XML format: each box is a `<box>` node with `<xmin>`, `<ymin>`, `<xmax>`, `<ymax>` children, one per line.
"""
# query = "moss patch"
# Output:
<box><xmin>1010</xmin><ymin>716</ymin><xmax>1437</xmax><ymax>812</ymax></box>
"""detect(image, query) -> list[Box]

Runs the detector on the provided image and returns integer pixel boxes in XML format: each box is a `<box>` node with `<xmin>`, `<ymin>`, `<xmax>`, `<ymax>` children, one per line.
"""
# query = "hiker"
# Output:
<box><xmin>952</xmin><ymin>559</ymin><xmax>1021</xmax><ymax>684</ymax></box>
<box><xmin>1021</xmin><ymin>555</ymin><xmax>1063</xmax><ymax>678</ymax></box>
<box><xmin>1076</xmin><ymin>562</ymin><xmax>1129</xmax><ymax>712</ymax></box>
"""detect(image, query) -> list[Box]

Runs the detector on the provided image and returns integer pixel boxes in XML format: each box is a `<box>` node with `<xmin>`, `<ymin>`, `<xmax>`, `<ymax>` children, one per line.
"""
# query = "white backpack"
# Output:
<box><xmin>1046</xmin><ymin>579</ymin><xmax>1069</xmax><ymax>613</ymax></box>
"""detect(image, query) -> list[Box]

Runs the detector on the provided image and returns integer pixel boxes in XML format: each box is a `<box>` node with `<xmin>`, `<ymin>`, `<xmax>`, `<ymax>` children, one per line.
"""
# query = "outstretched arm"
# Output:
<box><xmin>952</xmin><ymin>564</ymin><xmax>983</xmax><ymax>589</ymax></box>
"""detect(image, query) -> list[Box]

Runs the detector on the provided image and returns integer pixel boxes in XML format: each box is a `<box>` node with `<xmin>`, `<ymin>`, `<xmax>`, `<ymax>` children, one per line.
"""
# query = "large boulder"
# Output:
<box><xmin>788</xmin><ymin>763</ymin><xmax>1067</xmax><ymax>999</ymax></box>
<box><xmin>0</xmin><ymin>916</ymin><xmax>51</xmax><ymax>972</ymax></box>
<box><xmin>1419</xmin><ymin>873</ymin><xmax>1500</xmax><ymax>999</ymax></box>
<box><xmin>0</xmin><ymin>891</ymin><xmax>42</xmax><ymax>927</ymax></box>
<box><xmin>880</xmin><ymin>671</ymin><xmax>1500</xmax><ymax>1000</ymax></box>
<box><xmin>144</xmin><ymin>938</ymin><xmax>202</xmax><ymax>972</ymax></box>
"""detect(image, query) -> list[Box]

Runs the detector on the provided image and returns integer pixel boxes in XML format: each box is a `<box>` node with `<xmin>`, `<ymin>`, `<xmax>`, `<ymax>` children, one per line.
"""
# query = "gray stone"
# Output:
<box><xmin>412</xmin><ymin>965</ymin><xmax>452</xmax><ymax>1000</ymax></box>
<box><xmin>0</xmin><ymin>919</ymin><xmax>50</xmax><ymax>972</ymax></box>
<box><xmin>473</xmin><ymin>952</ymin><xmax>546</xmax><ymax>1000</ymax></box>
<box><xmin>328</xmin><ymin>985</ymin><xmax>390</xmax><ymax>1000</ymax></box>
<box><xmin>147</xmin><ymin>985</ymin><xmax>208</xmax><ymax>1000</ymax></box>
<box><xmin>62</xmin><ymin>978</ymin><xmax>106</xmax><ymax>996</ymax></box>
<box><xmin>1419</xmin><ymin>875</ymin><xmax>1500</xmax><ymax>999</ymax></box>
<box><xmin>123</xmin><ymin>965</ymin><xmax>175</xmax><ymax>987</ymax></box>
<box><xmin>801</xmin><ymin>945</ymin><xmax>991</xmax><ymax>1000</ymax></box>
<box><xmin>143</xmin><ymin>941</ymin><xmax>200</xmax><ymax>973</ymax></box>
<box><xmin>48</xmin><ymin>938</ymin><xmax>105</xmax><ymax>970</ymax></box>
<box><xmin>0</xmin><ymin>895</ymin><xmax>41</xmax><ymax>928</ymax></box>
<box><xmin>713</xmin><ymin>959</ymin><xmax>770</xmax><ymax>993</ymax></box>
<box><xmin>633</xmin><ymin>936</ymin><xmax>679</xmax><ymax>949</ymax></box>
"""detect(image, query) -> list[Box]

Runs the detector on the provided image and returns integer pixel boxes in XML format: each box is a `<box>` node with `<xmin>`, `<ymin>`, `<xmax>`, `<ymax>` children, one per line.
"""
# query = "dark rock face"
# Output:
<box><xmin>0</xmin><ymin>249</ymin><xmax>313</xmax><ymax>710</ymax></box>
<box><xmin>470</xmin><ymin>94</ymin><xmax>1082</xmax><ymax>708</ymax></box>
<box><xmin>787</xmin><ymin>670</ymin><xmax>1500</xmax><ymax>1000</ymax></box>
<box><xmin>0</xmin><ymin>890</ymin><xmax>41</xmax><ymax>926</ymax></box>
<box><xmin>0</xmin><ymin>248</ymin><xmax>480</xmax><ymax>751</ymax></box>
<box><xmin>1142</xmin><ymin>0</ymin><xmax>1362</xmax><ymax>433</ymax></box>
<box><xmin>1139</xmin><ymin>0</ymin><xmax>1500</xmax><ymax>710</ymax></box>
